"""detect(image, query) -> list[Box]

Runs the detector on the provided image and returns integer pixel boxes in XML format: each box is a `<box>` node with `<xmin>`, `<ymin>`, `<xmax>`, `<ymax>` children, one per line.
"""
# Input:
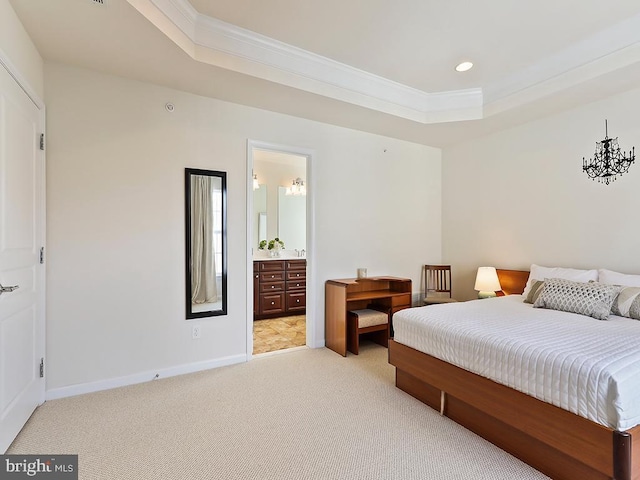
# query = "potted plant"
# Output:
<box><xmin>259</xmin><ymin>238</ymin><xmax>285</xmax><ymax>257</ymax></box>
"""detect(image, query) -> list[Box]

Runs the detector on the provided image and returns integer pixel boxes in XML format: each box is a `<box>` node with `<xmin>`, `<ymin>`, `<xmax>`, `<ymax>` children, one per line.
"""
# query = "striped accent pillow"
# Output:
<box><xmin>524</xmin><ymin>280</ymin><xmax>545</xmax><ymax>304</ymax></box>
<box><xmin>612</xmin><ymin>286</ymin><xmax>640</xmax><ymax>320</ymax></box>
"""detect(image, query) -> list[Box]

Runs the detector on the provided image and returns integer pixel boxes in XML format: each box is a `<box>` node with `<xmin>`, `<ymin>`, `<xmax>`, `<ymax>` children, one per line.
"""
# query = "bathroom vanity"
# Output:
<box><xmin>253</xmin><ymin>258</ymin><xmax>306</xmax><ymax>319</ymax></box>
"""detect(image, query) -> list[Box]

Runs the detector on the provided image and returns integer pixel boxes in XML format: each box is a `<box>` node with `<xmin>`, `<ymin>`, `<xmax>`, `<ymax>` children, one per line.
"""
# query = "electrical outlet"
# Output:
<box><xmin>192</xmin><ymin>325</ymin><xmax>201</xmax><ymax>339</ymax></box>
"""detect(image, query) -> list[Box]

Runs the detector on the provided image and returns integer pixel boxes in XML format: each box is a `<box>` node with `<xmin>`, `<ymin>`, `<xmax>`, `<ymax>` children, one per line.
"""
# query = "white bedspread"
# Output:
<box><xmin>393</xmin><ymin>295</ymin><xmax>640</xmax><ymax>431</ymax></box>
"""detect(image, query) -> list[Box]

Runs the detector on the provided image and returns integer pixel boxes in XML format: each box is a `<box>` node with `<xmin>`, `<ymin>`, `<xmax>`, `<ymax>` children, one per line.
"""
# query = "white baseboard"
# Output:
<box><xmin>45</xmin><ymin>354</ymin><xmax>246</xmax><ymax>401</ymax></box>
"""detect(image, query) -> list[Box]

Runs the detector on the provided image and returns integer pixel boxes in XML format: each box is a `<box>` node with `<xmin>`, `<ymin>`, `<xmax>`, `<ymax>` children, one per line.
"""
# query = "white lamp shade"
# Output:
<box><xmin>474</xmin><ymin>267</ymin><xmax>502</xmax><ymax>292</ymax></box>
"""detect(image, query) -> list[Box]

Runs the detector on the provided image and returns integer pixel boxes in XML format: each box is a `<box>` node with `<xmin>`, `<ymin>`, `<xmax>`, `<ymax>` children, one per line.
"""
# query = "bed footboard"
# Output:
<box><xmin>389</xmin><ymin>339</ymin><xmax>640</xmax><ymax>480</ymax></box>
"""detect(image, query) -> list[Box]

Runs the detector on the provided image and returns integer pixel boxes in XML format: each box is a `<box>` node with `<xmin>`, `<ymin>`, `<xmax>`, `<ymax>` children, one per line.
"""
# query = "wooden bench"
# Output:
<box><xmin>347</xmin><ymin>308</ymin><xmax>390</xmax><ymax>355</ymax></box>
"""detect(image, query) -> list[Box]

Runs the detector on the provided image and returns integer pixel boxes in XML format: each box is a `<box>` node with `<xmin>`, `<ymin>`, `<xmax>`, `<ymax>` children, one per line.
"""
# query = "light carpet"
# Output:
<box><xmin>8</xmin><ymin>343</ymin><xmax>549</xmax><ymax>480</ymax></box>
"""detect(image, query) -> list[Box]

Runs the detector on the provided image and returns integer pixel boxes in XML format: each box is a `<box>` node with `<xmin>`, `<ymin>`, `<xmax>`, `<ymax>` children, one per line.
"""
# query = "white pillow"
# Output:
<box><xmin>598</xmin><ymin>269</ymin><xmax>640</xmax><ymax>287</ymax></box>
<box><xmin>522</xmin><ymin>264</ymin><xmax>598</xmax><ymax>299</ymax></box>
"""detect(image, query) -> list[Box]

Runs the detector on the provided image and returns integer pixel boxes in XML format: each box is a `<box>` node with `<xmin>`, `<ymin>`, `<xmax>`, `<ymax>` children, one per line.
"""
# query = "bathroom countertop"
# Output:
<box><xmin>253</xmin><ymin>254</ymin><xmax>306</xmax><ymax>261</ymax></box>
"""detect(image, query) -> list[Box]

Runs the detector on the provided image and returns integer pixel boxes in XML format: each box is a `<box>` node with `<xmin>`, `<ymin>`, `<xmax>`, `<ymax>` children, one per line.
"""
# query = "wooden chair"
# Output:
<box><xmin>423</xmin><ymin>265</ymin><xmax>458</xmax><ymax>305</ymax></box>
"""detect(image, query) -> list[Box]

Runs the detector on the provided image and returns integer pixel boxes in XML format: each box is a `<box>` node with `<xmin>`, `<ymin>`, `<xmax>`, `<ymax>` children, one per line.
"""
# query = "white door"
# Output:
<box><xmin>0</xmin><ymin>61</ymin><xmax>45</xmax><ymax>453</ymax></box>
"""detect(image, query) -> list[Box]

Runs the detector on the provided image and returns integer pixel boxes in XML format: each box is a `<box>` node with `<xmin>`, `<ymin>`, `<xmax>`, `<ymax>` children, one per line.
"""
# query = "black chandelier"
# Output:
<box><xmin>583</xmin><ymin>120</ymin><xmax>635</xmax><ymax>185</ymax></box>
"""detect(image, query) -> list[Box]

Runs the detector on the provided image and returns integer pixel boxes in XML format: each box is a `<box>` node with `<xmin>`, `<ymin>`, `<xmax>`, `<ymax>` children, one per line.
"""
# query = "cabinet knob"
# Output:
<box><xmin>271</xmin><ymin>285</ymin><xmax>275</xmax><ymax>288</ymax></box>
<box><xmin>271</xmin><ymin>274</ymin><xmax>275</xmax><ymax>278</ymax></box>
<box><xmin>296</xmin><ymin>273</ymin><xmax>300</xmax><ymax>277</ymax></box>
<box><xmin>296</xmin><ymin>283</ymin><xmax>300</xmax><ymax>287</ymax></box>
<box><xmin>271</xmin><ymin>301</ymin><xmax>275</xmax><ymax>305</ymax></box>
<box><xmin>296</xmin><ymin>299</ymin><xmax>300</xmax><ymax>303</ymax></box>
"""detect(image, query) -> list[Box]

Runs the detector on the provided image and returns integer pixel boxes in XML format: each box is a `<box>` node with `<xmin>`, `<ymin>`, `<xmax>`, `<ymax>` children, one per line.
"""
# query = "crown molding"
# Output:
<box><xmin>128</xmin><ymin>0</ymin><xmax>640</xmax><ymax>125</ymax></box>
<box><xmin>483</xmin><ymin>13</ymin><xmax>640</xmax><ymax>116</ymax></box>
<box><xmin>484</xmin><ymin>43</ymin><xmax>640</xmax><ymax>118</ymax></box>
<box><xmin>128</xmin><ymin>0</ymin><xmax>483</xmax><ymax>124</ymax></box>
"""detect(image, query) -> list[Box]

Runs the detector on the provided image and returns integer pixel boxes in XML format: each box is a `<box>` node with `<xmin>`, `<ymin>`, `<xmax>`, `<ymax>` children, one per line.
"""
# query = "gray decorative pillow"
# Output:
<box><xmin>611</xmin><ymin>286</ymin><xmax>640</xmax><ymax>320</ymax></box>
<box><xmin>533</xmin><ymin>278</ymin><xmax>621</xmax><ymax>320</ymax></box>
<box><xmin>524</xmin><ymin>280</ymin><xmax>545</xmax><ymax>304</ymax></box>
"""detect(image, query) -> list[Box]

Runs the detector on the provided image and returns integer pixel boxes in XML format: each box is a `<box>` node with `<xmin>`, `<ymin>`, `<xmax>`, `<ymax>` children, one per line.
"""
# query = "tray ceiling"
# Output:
<box><xmin>9</xmin><ymin>0</ymin><xmax>640</xmax><ymax>146</ymax></box>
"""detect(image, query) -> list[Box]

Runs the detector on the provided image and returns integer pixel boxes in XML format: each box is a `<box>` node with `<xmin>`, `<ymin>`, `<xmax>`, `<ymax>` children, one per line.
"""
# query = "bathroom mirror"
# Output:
<box><xmin>185</xmin><ymin>168</ymin><xmax>227</xmax><ymax>318</ymax></box>
<box><xmin>253</xmin><ymin>184</ymin><xmax>267</xmax><ymax>250</ymax></box>
<box><xmin>278</xmin><ymin>186</ymin><xmax>306</xmax><ymax>251</ymax></box>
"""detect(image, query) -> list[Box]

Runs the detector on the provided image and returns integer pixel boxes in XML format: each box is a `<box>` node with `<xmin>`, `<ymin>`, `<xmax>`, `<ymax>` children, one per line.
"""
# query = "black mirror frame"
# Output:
<box><xmin>185</xmin><ymin>168</ymin><xmax>227</xmax><ymax>319</ymax></box>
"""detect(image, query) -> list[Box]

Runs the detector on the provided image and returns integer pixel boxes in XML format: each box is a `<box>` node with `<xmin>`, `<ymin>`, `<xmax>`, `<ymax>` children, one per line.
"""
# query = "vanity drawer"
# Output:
<box><xmin>286</xmin><ymin>270</ymin><xmax>306</xmax><ymax>281</ymax></box>
<box><xmin>260</xmin><ymin>272</ymin><xmax>285</xmax><ymax>282</ymax></box>
<box><xmin>261</xmin><ymin>293</ymin><xmax>285</xmax><ymax>314</ymax></box>
<box><xmin>286</xmin><ymin>292</ymin><xmax>306</xmax><ymax>312</ymax></box>
<box><xmin>260</xmin><ymin>261</ymin><xmax>285</xmax><ymax>272</ymax></box>
<box><xmin>286</xmin><ymin>260</ymin><xmax>306</xmax><ymax>270</ymax></box>
<box><xmin>286</xmin><ymin>280</ymin><xmax>306</xmax><ymax>291</ymax></box>
<box><xmin>260</xmin><ymin>281</ymin><xmax>284</xmax><ymax>293</ymax></box>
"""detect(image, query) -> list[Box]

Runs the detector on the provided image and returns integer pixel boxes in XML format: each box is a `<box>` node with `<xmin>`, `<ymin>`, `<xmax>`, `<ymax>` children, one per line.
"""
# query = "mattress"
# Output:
<box><xmin>392</xmin><ymin>295</ymin><xmax>640</xmax><ymax>430</ymax></box>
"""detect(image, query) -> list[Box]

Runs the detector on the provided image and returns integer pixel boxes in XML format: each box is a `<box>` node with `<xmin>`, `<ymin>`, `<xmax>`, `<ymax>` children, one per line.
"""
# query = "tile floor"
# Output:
<box><xmin>253</xmin><ymin>315</ymin><xmax>306</xmax><ymax>354</ymax></box>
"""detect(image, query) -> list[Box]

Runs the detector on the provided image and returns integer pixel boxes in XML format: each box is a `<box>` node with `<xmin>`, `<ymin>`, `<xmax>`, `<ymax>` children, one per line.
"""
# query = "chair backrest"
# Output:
<box><xmin>424</xmin><ymin>265</ymin><xmax>453</xmax><ymax>297</ymax></box>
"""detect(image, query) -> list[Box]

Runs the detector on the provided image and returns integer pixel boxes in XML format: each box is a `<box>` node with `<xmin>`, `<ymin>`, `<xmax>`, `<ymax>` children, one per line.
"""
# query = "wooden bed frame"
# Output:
<box><xmin>388</xmin><ymin>269</ymin><xmax>640</xmax><ymax>480</ymax></box>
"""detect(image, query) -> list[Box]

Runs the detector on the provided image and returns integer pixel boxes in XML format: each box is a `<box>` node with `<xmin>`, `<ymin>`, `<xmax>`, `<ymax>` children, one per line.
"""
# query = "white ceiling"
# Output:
<box><xmin>9</xmin><ymin>0</ymin><xmax>640</xmax><ymax>147</ymax></box>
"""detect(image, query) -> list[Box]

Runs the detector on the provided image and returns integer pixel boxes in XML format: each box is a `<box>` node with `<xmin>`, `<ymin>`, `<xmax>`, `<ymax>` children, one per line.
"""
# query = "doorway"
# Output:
<box><xmin>247</xmin><ymin>141</ymin><xmax>314</xmax><ymax>358</ymax></box>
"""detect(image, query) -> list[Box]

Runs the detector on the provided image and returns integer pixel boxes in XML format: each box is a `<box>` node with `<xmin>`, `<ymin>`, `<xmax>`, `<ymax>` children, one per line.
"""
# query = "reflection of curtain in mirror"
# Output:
<box><xmin>191</xmin><ymin>176</ymin><xmax>218</xmax><ymax>304</ymax></box>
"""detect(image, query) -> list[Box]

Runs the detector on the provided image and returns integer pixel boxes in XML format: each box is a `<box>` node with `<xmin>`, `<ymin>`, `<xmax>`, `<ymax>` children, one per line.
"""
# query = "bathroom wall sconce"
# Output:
<box><xmin>285</xmin><ymin>177</ymin><xmax>306</xmax><ymax>196</ymax></box>
<box><xmin>252</xmin><ymin>174</ymin><xmax>259</xmax><ymax>190</ymax></box>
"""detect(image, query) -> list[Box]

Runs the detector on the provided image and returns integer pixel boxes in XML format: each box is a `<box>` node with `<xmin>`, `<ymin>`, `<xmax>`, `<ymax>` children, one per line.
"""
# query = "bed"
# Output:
<box><xmin>388</xmin><ymin>268</ymin><xmax>640</xmax><ymax>480</ymax></box>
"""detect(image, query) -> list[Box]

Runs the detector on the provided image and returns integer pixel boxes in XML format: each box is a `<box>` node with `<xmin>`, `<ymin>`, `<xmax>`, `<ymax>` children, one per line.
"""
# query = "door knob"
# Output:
<box><xmin>0</xmin><ymin>283</ymin><xmax>19</xmax><ymax>296</ymax></box>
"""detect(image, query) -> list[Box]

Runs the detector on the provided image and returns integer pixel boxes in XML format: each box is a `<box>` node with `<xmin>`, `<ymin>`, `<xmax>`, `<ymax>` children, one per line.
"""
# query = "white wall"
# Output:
<box><xmin>44</xmin><ymin>62</ymin><xmax>442</xmax><ymax>393</ymax></box>
<box><xmin>0</xmin><ymin>0</ymin><xmax>43</xmax><ymax>99</ymax></box>
<box><xmin>442</xmin><ymin>87</ymin><xmax>640</xmax><ymax>300</ymax></box>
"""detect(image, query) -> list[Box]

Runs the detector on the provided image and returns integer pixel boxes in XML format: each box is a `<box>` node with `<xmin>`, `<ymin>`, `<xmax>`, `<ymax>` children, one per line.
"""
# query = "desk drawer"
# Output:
<box><xmin>391</xmin><ymin>294</ymin><xmax>411</xmax><ymax>308</ymax></box>
<box><xmin>260</xmin><ymin>272</ymin><xmax>285</xmax><ymax>282</ymax></box>
<box><xmin>286</xmin><ymin>292</ymin><xmax>306</xmax><ymax>312</ymax></box>
<box><xmin>260</xmin><ymin>281</ymin><xmax>284</xmax><ymax>293</ymax></box>
<box><xmin>261</xmin><ymin>293</ymin><xmax>285</xmax><ymax>314</ymax></box>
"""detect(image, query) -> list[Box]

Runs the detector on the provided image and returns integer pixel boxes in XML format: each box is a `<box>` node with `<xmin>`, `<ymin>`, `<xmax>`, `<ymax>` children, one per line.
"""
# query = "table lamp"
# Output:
<box><xmin>474</xmin><ymin>267</ymin><xmax>502</xmax><ymax>299</ymax></box>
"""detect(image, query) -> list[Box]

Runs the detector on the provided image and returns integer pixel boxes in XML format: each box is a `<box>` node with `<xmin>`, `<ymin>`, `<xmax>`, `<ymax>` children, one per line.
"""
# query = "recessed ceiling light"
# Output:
<box><xmin>455</xmin><ymin>61</ymin><xmax>473</xmax><ymax>72</ymax></box>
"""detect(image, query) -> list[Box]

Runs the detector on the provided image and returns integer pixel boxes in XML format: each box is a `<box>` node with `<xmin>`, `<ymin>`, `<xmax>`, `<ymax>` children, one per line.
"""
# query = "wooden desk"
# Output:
<box><xmin>325</xmin><ymin>277</ymin><xmax>412</xmax><ymax>356</ymax></box>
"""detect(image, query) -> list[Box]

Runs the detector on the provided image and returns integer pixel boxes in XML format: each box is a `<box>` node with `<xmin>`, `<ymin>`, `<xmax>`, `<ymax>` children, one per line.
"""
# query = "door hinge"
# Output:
<box><xmin>39</xmin><ymin>133</ymin><xmax>44</xmax><ymax>151</ymax></box>
<box><xmin>39</xmin><ymin>358</ymin><xmax>44</xmax><ymax>378</ymax></box>
<box><xmin>40</xmin><ymin>247</ymin><xmax>44</xmax><ymax>264</ymax></box>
